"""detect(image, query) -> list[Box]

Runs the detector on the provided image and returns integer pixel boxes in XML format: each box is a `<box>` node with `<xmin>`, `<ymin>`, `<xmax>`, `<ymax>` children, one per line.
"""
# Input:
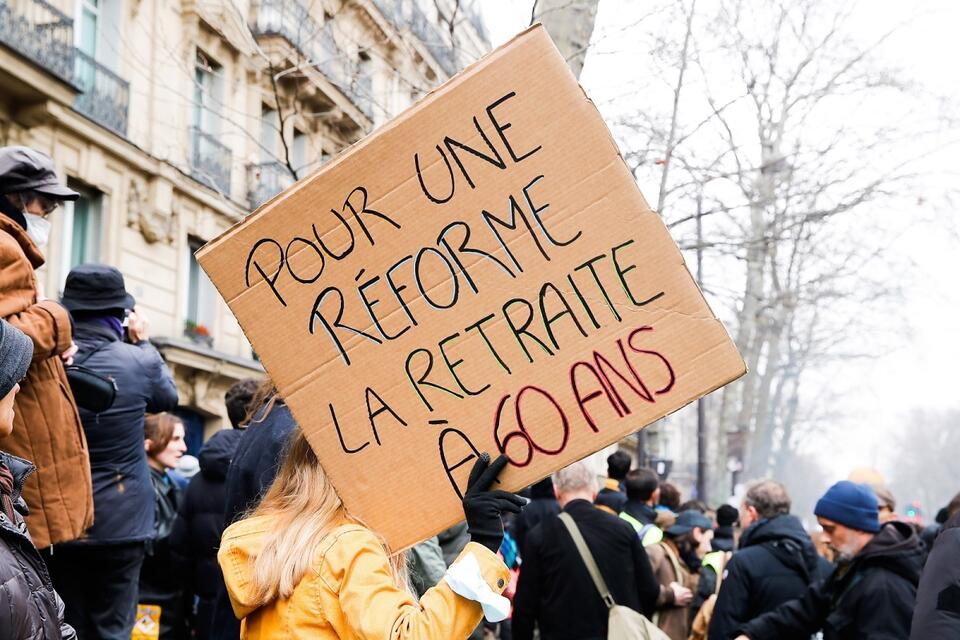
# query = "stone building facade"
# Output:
<box><xmin>0</xmin><ymin>0</ymin><xmax>486</xmax><ymax>449</ymax></box>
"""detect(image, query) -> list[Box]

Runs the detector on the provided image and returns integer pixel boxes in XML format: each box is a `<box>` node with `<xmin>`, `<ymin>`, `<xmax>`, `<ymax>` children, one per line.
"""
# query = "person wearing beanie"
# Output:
<box><xmin>712</xmin><ymin>504</ymin><xmax>738</xmax><ymax>552</ymax></box>
<box><xmin>0</xmin><ymin>146</ymin><xmax>94</xmax><ymax>551</ymax></box>
<box><xmin>43</xmin><ymin>264</ymin><xmax>178</xmax><ymax>639</ymax></box>
<box><xmin>0</xmin><ymin>318</ymin><xmax>77</xmax><ymax>639</ymax></box>
<box><xmin>734</xmin><ymin>480</ymin><xmax>924</xmax><ymax>640</ymax></box>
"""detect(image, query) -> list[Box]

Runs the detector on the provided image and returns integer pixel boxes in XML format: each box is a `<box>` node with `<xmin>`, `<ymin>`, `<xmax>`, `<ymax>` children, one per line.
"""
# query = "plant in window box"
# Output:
<box><xmin>184</xmin><ymin>320</ymin><xmax>214</xmax><ymax>348</ymax></box>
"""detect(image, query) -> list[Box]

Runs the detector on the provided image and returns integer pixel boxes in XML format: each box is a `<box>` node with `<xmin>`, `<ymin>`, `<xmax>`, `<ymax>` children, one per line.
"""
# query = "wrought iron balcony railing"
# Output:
<box><xmin>190</xmin><ymin>127</ymin><xmax>232</xmax><ymax>195</ymax></box>
<box><xmin>0</xmin><ymin>0</ymin><xmax>75</xmax><ymax>83</ymax></box>
<box><xmin>252</xmin><ymin>0</ymin><xmax>373</xmax><ymax>120</ymax></box>
<box><xmin>73</xmin><ymin>49</ymin><xmax>129</xmax><ymax>135</ymax></box>
<box><xmin>246</xmin><ymin>161</ymin><xmax>294</xmax><ymax>210</ymax></box>
<box><xmin>371</xmin><ymin>0</ymin><xmax>458</xmax><ymax>77</ymax></box>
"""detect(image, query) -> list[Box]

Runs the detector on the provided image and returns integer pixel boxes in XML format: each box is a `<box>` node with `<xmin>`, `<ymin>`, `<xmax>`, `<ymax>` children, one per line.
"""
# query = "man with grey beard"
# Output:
<box><xmin>733</xmin><ymin>481</ymin><xmax>923</xmax><ymax>640</ymax></box>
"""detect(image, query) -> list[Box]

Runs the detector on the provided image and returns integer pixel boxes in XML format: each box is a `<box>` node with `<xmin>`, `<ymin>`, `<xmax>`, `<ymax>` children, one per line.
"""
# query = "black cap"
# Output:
<box><xmin>62</xmin><ymin>264</ymin><xmax>135</xmax><ymax>313</ymax></box>
<box><xmin>0</xmin><ymin>146</ymin><xmax>79</xmax><ymax>200</ymax></box>
<box><xmin>0</xmin><ymin>319</ymin><xmax>32</xmax><ymax>397</ymax></box>
<box><xmin>666</xmin><ymin>510</ymin><xmax>714</xmax><ymax>536</ymax></box>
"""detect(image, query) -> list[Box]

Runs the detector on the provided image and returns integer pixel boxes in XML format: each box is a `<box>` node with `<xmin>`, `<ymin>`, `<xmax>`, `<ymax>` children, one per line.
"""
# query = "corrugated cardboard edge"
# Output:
<box><xmin>196</xmin><ymin>23</ymin><xmax>749</xmax><ymax>551</ymax></box>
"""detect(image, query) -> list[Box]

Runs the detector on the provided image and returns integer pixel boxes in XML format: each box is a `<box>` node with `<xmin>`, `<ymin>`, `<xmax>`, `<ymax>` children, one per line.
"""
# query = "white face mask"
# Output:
<box><xmin>24</xmin><ymin>212</ymin><xmax>51</xmax><ymax>249</ymax></box>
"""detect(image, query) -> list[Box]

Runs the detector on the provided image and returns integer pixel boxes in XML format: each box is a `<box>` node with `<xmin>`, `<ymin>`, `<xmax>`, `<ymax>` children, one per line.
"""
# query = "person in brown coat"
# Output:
<box><xmin>0</xmin><ymin>146</ymin><xmax>93</xmax><ymax>549</ymax></box>
<box><xmin>647</xmin><ymin>509</ymin><xmax>713</xmax><ymax>640</ymax></box>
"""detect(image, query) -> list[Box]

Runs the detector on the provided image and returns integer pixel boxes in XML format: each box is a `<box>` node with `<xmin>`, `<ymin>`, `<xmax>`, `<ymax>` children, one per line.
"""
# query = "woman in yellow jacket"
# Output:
<box><xmin>218</xmin><ymin>429</ymin><xmax>524</xmax><ymax>639</ymax></box>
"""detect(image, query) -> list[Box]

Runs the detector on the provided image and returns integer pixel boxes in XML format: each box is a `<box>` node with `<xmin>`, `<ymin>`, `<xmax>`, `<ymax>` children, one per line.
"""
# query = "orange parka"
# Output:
<box><xmin>0</xmin><ymin>213</ymin><xmax>93</xmax><ymax>548</ymax></box>
<box><xmin>219</xmin><ymin>515</ymin><xmax>510</xmax><ymax>639</ymax></box>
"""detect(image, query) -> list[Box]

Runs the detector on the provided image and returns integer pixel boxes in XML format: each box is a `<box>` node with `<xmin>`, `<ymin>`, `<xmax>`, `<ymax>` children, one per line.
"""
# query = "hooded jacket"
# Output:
<box><xmin>0</xmin><ymin>213</ymin><xmax>92</xmax><ymax>548</ymax></box>
<box><xmin>709</xmin><ymin>514</ymin><xmax>828</xmax><ymax>640</ymax></box>
<box><xmin>69</xmin><ymin>319</ymin><xmax>178</xmax><ymax>544</ymax></box>
<box><xmin>218</xmin><ymin>515</ymin><xmax>509</xmax><ymax>639</ymax></box>
<box><xmin>171</xmin><ymin>429</ymin><xmax>242</xmax><ymax>599</ymax></box>
<box><xmin>0</xmin><ymin>451</ymin><xmax>76</xmax><ymax>639</ymax></box>
<box><xmin>738</xmin><ymin>520</ymin><xmax>924</xmax><ymax>640</ymax></box>
<box><xmin>910</xmin><ymin>512</ymin><xmax>960</xmax><ymax>639</ymax></box>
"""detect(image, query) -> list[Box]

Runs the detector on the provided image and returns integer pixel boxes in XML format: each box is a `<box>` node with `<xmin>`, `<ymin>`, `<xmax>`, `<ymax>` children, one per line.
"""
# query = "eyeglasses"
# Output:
<box><xmin>37</xmin><ymin>196</ymin><xmax>60</xmax><ymax>215</ymax></box>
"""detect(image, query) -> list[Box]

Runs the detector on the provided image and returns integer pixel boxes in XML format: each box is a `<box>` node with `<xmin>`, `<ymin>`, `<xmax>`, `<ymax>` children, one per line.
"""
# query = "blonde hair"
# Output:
<box><xmin>247</xmin><ymin>429</ymin><xmax>408</xmax><ymax>604</ymax></box>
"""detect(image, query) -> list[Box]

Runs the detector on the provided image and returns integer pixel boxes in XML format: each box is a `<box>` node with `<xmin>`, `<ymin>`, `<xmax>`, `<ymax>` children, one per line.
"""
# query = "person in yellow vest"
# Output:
<box><xmin>621</xmin><ymin>468</ymin><xmax>666</xmax><ymax>546</ymax></box>
<box><xmin>646</xmin><ymin>510</ymin><xmax>713</xmax><ymax>640</ymax></box>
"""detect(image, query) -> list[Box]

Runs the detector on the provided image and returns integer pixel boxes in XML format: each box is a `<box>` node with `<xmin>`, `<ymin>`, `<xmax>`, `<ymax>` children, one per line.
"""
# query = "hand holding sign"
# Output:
<box><xmin>462</xmin><ymin>452</ymin><xmax>527</xmax><ymax>552</ymax></box>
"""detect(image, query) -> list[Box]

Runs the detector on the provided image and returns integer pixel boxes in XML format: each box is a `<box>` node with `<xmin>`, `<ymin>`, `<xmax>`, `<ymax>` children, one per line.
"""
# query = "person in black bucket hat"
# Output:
<box><xmin>0</xmin><ymin>145</ymin><xmax>93</xmax><ymax>553</ymax></box>
<box><xmin>46</xmin><ymin>264</ymin><xmax>178</xmax><ymax>639</ymax></box>
<box><xmin>62</xmin><ymin>263</ymin><xmax>137</xmax><ymax>315</ymax></box>
<box><xmin>0</xmin><ymin>318</ymin><xmax>79</xmax><ymax>639</ymax></box>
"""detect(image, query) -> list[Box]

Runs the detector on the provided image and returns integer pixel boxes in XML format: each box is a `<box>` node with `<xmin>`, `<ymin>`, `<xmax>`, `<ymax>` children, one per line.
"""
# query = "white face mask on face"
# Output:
<box><xmin>24</xmin><ymin>212</ymin><xmax>51</xmax><ymax>249</ymax></box>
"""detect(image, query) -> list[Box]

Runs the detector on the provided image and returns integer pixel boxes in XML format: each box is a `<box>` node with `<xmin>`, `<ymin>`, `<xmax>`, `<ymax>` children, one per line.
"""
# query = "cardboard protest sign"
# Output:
<box><xmin>198</xmin><ymin>25</ymin><xmax>746</xmax><ymax>551</ymax></box>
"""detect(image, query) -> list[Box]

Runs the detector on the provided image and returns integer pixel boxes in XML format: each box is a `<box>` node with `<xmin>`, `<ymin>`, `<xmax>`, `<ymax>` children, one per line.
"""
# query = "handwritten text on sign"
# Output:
<box><xmin>243</xmin><ymin>92</ymin><xmax>670</xmax><ymax>493</ymax></box>
<box><xmin>199</xmin><ymin>25</ymin><xmax>744</xmax><ymax>551</ymax></box>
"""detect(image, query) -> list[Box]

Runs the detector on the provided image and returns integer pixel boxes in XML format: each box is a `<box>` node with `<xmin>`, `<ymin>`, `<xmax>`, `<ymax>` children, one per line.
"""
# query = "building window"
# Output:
<box><xmin>193</xmin><ymin>51</ymin><xmax>222</xmax><ymax>136</ymax></box>
<box><xmin>291</xmin><ymin>128</ymin><xmax>307</xmax><ymax>175</ymax></box>
<box><xmin>260</xmin><ymin>105</ymin><xmax>280</xmax><ymax>161</ymax></box>
<box><xmin>185</xmin><ymin>236</ymin><xmax>217</xmax><ymax>345</ymax></box>
<box><xmin>78</xmin><ymin>0</ymin><xmax>98</xmax><ymax>58</ymax></box>
<box><xmin>59</xmin><ymin>183</ymin><xmax>103</xmax><ymax>286</ymax></box>
<box><xmin>190</xmin><ymin>51</ymin><xmax>231</xmax><ymax>193</ymax></box>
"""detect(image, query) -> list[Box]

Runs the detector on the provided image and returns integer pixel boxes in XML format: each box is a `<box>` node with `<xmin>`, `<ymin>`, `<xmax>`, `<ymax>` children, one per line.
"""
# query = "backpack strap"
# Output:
<box><xmin>658</xmin><ymin>540</ymin><xmax>684</xmax><ymax>583</ymax></box>
<box><xmin>558</xmin><ymin>512</ymin><xmax>617</xmax><ymax>610</ymax></box>
<box><xmin>74</xmin><ymin>339</ymin><xmax>111</xmax><ymax>367</ymax></box>
<box><xmin>713</xmin><ymin>551</ymin><xmax>732</xmax><ymax>595</ymax></box>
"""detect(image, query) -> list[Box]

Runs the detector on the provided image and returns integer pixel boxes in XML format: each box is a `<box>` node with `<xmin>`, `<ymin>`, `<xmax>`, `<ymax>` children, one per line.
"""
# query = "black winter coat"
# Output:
<box><xmin>211</xmin><ymin>402</ymin><xmax>297</xmax><ymax>640</ymax></box>
<box><xmin>910</xmin><ymin>512</ymin><xmax>960</xmax><ymax>639</ymax></box>
<box><xmin>70</xmin><ymin>321</ymin><xmax>178</xmax><ymax>544</ymax></box>
<box><xmin>513</xmin><ymin>499</ymin><xmax>660</xmax><ymax>640</ymax></box>
<box><xmin>512</xmin><ymin>479</ymin><xmax>560</xmax><ymax>556</ymax></box>
<box><xmin>171</xmin><ymin>429</ymin><xmax>242</xmax><ymax>599</ymax></box>
<box><xmin>0</xmin><ymin>452</ymin><xmax>76</xmax><ymax>640</ymax></box>
<box><xmin>739</xmin><ymin>521</ymin><xmax>923</xmax><ymax>640</ymax></box>
<box><xmin>139</xmin><ymin>468</ymin><xmax>185</xmax><ymax>639</ymax></box>
<box><xmin>170</xmin><ymin>429</ymin><xmax>241</xmax><ymax>638</ymax></box>
<box><xmin>709</xmin><ymin>514</ymin><xmax>828</xmax><ymax>640</ymax></box>
<box><xmin>222</xmin><ymin>402</ymin><xmax>296</xmax><ymax>527</ymax></box>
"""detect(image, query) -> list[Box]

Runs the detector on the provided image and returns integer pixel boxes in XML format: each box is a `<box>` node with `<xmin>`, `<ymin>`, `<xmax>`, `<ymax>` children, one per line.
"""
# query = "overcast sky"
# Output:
<box><xmin>478</xmin><ymin>0</ymin><xmax>960</xmax><ymax>486</ymax></box>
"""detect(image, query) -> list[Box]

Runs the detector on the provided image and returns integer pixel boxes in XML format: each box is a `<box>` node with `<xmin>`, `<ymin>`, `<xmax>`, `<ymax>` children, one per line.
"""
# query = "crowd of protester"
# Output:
<box><xmin>0</xmin><ymin>145</ymin><xmax>958</xmax><ymax>640</ymax></box>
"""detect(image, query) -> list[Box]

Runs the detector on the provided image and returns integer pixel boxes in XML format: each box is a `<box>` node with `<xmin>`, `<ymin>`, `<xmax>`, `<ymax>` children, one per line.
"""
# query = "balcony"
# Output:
<box><xmin>371</xmin><ymin>0</ymin><xmax>458</xmax><ymax>77</ymax></box>
<box><xmin>408</xmin><ymin>3</ymin><xmax>458</xmax><ymax>76</ymax></box>
<box><xmin>251</xmin><ymin>0</ymin><xmax>373</xmax><ymax>120</ymax></box>
<box><xmin>246</xmin><ymin>161</ymin><xmax>294</xmax><ymax>210</ymax></box>
<box><xmin>0</xmin><ymin>0</ymin><xmax>75</xmax><ymax>83</ymax></box>
<box><xmin>73</xmin><ymin>49</ymin><xmax>129</xmax><ymax>135</ymax></box>
<box><xmin>190</xmin><ymin>127</ymin><xmax>232</xmax><ymax>194</ymax></box>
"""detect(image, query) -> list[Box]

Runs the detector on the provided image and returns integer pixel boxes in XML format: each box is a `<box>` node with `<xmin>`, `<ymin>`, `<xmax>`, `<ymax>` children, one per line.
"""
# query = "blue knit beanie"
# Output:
<box><xmin>814</xmin><ymin>481</ymin><xmax>880</xmax><ymax>533</ymax></box>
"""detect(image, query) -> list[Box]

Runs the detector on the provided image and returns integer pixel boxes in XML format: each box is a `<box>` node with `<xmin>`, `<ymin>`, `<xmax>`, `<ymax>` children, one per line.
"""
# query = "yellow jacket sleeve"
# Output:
<box><xmin>323</xmin><ymin>527</ymin><xmax>509</xmax><ymax>640</ymax></box>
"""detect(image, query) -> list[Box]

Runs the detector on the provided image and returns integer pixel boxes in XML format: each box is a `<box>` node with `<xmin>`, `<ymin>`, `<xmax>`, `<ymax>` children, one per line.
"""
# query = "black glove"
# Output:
<box><xmin>462</xmin><ymin>452</ymin><xmax>526</xmax><ymax>552</ymax></box>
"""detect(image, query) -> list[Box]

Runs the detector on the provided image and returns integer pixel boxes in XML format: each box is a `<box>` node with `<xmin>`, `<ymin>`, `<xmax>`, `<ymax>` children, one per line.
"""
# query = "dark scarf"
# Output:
<box><xmin>0</xmin><ymin>462</ymin><xmax>15</xmax><ymax>522</ymax></box>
